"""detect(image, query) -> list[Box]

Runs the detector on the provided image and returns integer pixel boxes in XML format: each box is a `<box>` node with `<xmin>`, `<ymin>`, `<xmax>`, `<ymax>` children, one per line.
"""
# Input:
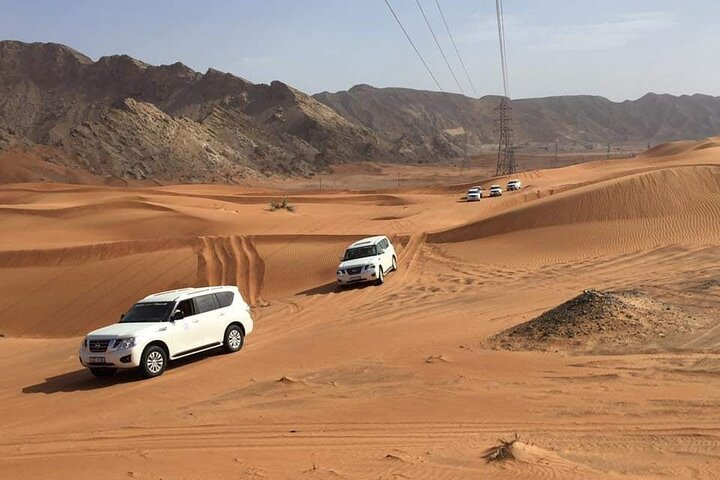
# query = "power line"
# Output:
<box><xmin>495</xmin><ymin>0</ymin><xmax>510</xmax><ymax>97</ymax></box>
<box><xmin>494</xmin><ymin>0</ymin><xmax>515</xmax><ymax>176</ymax></box>
<box><xmin>383</xmin><ymin>0</ymin><xmax>444</xmax><ymax>92</ymax></box>
<box><xmin>433</xmin><ymin>0</ymin><xmax>478</xmax><ymax>97</ymax></box>
<box><xmin>415</xmin><ymin>0</ymin><xmax>464</xmax><ymax>95</ymax></box>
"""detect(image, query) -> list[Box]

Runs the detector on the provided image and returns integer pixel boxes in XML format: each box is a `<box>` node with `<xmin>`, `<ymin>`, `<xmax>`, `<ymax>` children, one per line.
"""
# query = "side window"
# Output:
<box><xmin>379</xmin><ymin>239</ymin><xmax>388</xmax><ymax>250</ymax></box>
<box><xmin>215</xmin><ymin>291</ymin><xmax>234</xmax><ymax>308</ymax></box>
<box><xmin>194</xmin><ymin>294</ymin><xmax>220</xmax><ymax>314</ymax></box>
<box><xmin>176</xmin><ymin>299</ymin><xmax>195</xmax><ymax>318</ymax></box>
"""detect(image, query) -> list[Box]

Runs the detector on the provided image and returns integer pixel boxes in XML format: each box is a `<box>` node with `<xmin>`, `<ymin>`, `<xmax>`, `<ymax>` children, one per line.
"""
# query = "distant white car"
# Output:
<box><xmin>337</xmin><ymin>236</ymin><xmax>397</xmax><ymax>286</ymax></box>
<box><xmin>79</xmin><ymin>286</ymin><xmax>253</xmax><ymax>378</ymax></box>
<box><xmin>489</xmin><ymin>185</ymin><xmax>503</xmax><ymax>197</ymax></box>
<box><xmin>466</xmin><ymin>186</ymin><xmax>483</xmax><ymax>201</ymax></box>
<box><xmin>507</xmin><ymin>179</ymin><xmax>522</xmax><ymax>191</ymax></box>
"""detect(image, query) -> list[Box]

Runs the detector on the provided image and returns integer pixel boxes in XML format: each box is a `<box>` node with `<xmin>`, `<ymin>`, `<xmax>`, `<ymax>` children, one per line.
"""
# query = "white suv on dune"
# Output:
<box><xmin>337</xmin><ymin>236</ymin><xmax>397</xmax><ymax>287</ymax></box>
<box><xmin>466</xmin><ymin>186</ymin><xmax>483</xmax><ymax>201</ymax></box>
<box><xmin>79</xmin><ymin>286</ymin><xmax>253</xmax><ymax>378</ymax></box>
<box><xmin>506</xmin><ymin>179</ymin><xmax>522</xmax><ymax>191</ymax></box>
<box><xmin>489</xmin><ymin>185</ymin><xmax>503</xmax><ymax>197</ymax></box>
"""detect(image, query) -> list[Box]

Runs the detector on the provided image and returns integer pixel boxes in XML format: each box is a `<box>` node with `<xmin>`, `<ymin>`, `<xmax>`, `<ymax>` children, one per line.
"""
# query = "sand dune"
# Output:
<box><xmin>429</xmin><ymin>165</ymin><xmax>720</xmax><ymax>247</ymax></box>
<box><xmin>641</xmin><ymin>135</ymin><xmax>720</xmax><ymax>158</ymax></box>
<box><xmin>0</xmin><ymin>141</ymin><xmax>719</xmax><ymax>479</ymax></box>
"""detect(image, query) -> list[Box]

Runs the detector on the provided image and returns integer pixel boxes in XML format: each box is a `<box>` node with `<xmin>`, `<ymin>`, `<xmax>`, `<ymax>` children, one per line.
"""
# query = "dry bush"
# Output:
<box><xmin>269</xmin><ymin>197</ymin><xmax>295</xmax><ymax>212</ymax></box>
<box><xmin>482</xmin><ymin>434</ymin><xmax>520</xmax><ymax>463</ymax></box>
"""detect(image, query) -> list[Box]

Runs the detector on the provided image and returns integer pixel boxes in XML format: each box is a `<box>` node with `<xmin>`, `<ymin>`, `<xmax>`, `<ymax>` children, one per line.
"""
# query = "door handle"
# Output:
<box><xmin>192</xmin><ymin>320</ymin><xmax>199</xmax><ymax>324</ymax></box>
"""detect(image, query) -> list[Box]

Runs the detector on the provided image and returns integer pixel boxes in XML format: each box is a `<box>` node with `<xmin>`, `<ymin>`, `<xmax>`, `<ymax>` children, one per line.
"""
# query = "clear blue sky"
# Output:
<box><xmin>2</xmin><ymin>0</ymin><xmax>718</xmax><ymax>101</ymax></box>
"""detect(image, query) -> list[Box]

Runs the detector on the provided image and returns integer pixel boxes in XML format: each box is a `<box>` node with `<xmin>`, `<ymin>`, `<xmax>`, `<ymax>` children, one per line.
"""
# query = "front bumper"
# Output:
<box><xmin>337</xmin><ymin>269</ymin><xmax>378</xmax><ymax>285</ymax></box>
<box><xmin>79</xmin><ymin>345</ymin><xmax>142</xmax><ymax>369</ymax></box>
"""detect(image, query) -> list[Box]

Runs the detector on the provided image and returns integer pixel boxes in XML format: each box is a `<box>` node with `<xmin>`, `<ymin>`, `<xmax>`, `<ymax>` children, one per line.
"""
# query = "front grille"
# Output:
<box><xmin>347</xmin><ymin>267</ymin><xmax>362</xmax><ymax>275</ymax></box>
<box><xmin>89</xmin><ymin>339</ymin><xmax>110</xmax><ymax>353</ymax></box>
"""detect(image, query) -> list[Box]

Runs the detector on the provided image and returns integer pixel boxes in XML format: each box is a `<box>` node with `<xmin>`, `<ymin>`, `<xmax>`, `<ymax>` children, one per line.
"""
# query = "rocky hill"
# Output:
<box><xmin>315</xmin><ymin>85</ymin><xmax>720</xmax><ymax>159</ymax></box>
<box><xmin>2</xmin><ymin>40</ymin><xmax>720</xmax><ymax>183</ymax></box>
<box><xmin>0</xmin><ymin>40</ymin><xmax>389</xmax><ymax>182</ymax></box>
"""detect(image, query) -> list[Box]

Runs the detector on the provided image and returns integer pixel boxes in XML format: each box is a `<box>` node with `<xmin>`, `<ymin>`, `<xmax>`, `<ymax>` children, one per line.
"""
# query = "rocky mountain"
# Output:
<box><xmin>2</xmin><ymin>40</ymin><xmax>720</xmax><ymax>184</ymax></box>
<box><xmin>315</xmin><ymin>85</ymin><xmax>720</xmax><ymax>158</ymax></box>
<box><xmin>0</xmin><ymin>40</ymin><xmax>389</xmax><ymax>182</ymax></box>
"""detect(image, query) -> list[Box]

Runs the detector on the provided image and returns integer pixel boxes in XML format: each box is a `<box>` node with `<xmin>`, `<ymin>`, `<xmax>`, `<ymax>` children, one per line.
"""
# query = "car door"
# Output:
<box><xmin>379</xmin><ymin>238</ymin><xmax>392</xmax><ymax>272</ymax></box>
<box><xmin>385</xmin><ymin>239</ymin><xmax>396</xmax><ymax>267</ymax></box>
<box><xmin>164</xmin><ymin>298</ymin><xmax>202</xmax><ymax>357</ymax></box>
<box><xmin>192</xmin><ymin>293</ymin><xmax>222</xmax><ymax>346</ymax></box>
<box><xmin>210</xmin><ymin>291</ymin><xmax>234</xmax><ymax>343</ymax></box>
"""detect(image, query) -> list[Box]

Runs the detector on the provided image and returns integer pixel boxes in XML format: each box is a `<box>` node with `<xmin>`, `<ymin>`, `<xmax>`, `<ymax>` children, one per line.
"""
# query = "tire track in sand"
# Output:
<box><xmin>195</xmin><ymin>235</ymin><xmax>267</xmax><ymax>306</ymax></box>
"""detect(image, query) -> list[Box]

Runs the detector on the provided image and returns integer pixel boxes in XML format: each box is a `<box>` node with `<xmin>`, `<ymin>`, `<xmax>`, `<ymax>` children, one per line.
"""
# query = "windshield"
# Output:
<box><xmin>343</xmin><ymin>245</ymin><xmax>377</xmax><ymax>261</ymax></box>
<box><xmin>120</xmin><ymin>302</ymin><xmax>173</xmax><ymax>323</ymax></box>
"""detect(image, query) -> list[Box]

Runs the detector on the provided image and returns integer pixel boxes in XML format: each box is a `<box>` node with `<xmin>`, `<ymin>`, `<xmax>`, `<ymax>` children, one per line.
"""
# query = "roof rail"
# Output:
<box><xmin>147</xmin><ymin>287</ymin><xmax>195</xmax><ymax>297</ymax></box>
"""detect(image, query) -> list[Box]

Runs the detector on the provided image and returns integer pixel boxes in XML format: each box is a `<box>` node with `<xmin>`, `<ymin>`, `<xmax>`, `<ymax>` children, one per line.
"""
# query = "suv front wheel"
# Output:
<box><xmin>140</xmin><ymin>345</ymin><xmax>168</xmax><ymax>378</ymax></box>
<box><xmin>224</xmin><ymin>324</ymin><xmax>244</xmax><ymax>353</ymax></box>
<box><xmin>375</xmin><ymin>267</ymin><xmax>385</xmax><ymax>285</ymax></box>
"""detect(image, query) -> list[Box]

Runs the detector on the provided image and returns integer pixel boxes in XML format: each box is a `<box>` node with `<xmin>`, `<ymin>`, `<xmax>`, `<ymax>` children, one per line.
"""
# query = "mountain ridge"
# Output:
<box><xmin>2</xmin><ymin>40</ymin><xmax>720</xmax><ymax>183</ymax></box>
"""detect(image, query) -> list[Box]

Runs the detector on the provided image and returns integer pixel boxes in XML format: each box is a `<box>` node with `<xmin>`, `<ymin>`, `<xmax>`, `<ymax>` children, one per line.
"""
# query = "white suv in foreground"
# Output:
<box><xmin>337</xmin><ymin>236</ymin><xmax>397</xmax><ymax>286</ymax></box>
<box><xmin>79</xmin><ymin>286</ymin><xmax>253</xmax><ymax>378</ymax></box>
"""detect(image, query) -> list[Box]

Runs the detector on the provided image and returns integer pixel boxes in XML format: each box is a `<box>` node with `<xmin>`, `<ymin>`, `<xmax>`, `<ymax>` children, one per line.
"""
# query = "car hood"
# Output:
<box><xmin>339</xmin><ymin>258</ymin><xmax>378</xmax><ymax>270</ymax></box>
<box><xmin>86</xmin><ymin>322</ymin><xmax>164</xmax><ymax>338</ymax></box>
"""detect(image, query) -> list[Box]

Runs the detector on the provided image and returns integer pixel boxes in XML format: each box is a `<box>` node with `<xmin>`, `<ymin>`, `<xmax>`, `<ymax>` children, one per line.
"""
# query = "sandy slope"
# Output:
<box><xmin>0</xmin><ymin>138</ymin><xmax>719</xmax><ymax>479</ymax></box>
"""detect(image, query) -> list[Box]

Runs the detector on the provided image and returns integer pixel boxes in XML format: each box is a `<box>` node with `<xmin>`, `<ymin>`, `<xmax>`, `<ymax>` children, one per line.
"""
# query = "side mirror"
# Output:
<box><xmin>120</xmin><ymin>313</ymin><xmax>126</xmax><ymax>320</ymax></box>
<box><xmin>171</xmin><ymin>310</ymin><xmax>185</xmax><ymax>321</ymax></box>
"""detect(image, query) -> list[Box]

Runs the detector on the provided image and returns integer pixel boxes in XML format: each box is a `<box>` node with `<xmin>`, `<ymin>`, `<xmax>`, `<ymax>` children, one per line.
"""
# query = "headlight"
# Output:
<box><xmin>365</xmin><ymin>264</ymin><xmax>375</xmax><ymax>270</ymax></box>
<box><xmin>81</xmin><ymin>337</ymin><xmax>88</xmax><ymax>348</ymax></box>
<box><xmin>337</xmin><ymin>269</ymin><xmax>344</xmax><ymax>275</ymax></box>
<box><xmin>113</xmin><ymin>337</ymin><xmax>136</xmax><ymax>350</ymax></box>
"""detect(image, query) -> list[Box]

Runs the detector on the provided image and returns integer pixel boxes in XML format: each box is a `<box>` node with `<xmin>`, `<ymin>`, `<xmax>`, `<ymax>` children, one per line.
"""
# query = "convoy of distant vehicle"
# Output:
<box><xmin>466</xmin><ymin>179</ymin><xmax>521</xmax><ymax>201</ymax></box>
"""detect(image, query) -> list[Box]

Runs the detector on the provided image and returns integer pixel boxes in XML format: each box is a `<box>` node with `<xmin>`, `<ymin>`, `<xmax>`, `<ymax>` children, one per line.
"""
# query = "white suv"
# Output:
<box><xmin>506</xmin><ymin>179</ymin><xmax>522</xmax><ymax>191</ymax></box>
<box><xmin>337</xmin><ymin>236</ymin><xmax>397</xmax><ymax>286</ymax></box>
<box><xmin>489</xmin><ymin>185</ymin><xmax>503</xmax><ymax>197</ymax></box>
<box><xmin>79</xmin><ymin>286</ymin><xmax>253</xmax><ymax>378</ymax></box>
<box><xmin>466</xmin><ymin>186</ymin><xmax>483</xmax><ymax>201</ymax></box>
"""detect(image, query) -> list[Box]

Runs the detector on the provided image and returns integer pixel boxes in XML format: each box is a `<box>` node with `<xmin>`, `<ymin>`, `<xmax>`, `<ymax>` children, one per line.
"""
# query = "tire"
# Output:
<box><xmin>375</xmin><ymin>267</ymin><xmax>385</xmax><ymax>285</ymax></box>
<box><xmin>391</xmin><ymin>256</ymin><xmax>398</xmax><ymax>272</ymax></box>
<box><xmin>223</xmin><ymin>324</ymin><xmax>245</xmax><ymax>353</ymax></box>
<box><xmin>89</xmin><ymin>367</ymin><xmax>117</xmax><ymax>378</ymax></box>
<box><xmin>140</xmin><ymin>345</ymin><xmax>167</xmax><ymax>378</ymax></box>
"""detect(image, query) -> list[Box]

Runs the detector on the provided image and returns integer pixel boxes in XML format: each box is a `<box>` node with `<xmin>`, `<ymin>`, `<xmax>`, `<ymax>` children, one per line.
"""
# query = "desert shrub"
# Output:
<box><xmin>269</xmin><ymin>197</ymin><xmax>295</xmax><ymax>212</ymax></box>
<box><xmin>482</xmin><ymin>434</ymin><xmax>519</xmax><ymax>462</ymax></box>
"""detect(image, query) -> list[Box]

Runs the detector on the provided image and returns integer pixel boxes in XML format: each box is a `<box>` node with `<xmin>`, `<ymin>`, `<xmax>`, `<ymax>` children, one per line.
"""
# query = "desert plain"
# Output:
<box><xmin>0</xmin><ymin>138</ymin><xmax>719</xmax><ymax>479</ymax></box>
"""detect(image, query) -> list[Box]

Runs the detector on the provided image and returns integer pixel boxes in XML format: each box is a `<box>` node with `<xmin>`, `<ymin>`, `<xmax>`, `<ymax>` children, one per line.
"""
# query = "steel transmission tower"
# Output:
<box><xmin>493</xmin><ymin>0</ymin><xmax>516</xmax><ymax>176</ymax></box>
<box><xmin>494</xmin><ymin>97</ymin><xmax>516</xmax><ymax>176</ymax></box>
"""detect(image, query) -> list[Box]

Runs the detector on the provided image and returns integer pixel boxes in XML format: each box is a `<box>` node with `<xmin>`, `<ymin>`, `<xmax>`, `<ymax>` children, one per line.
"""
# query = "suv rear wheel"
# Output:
<box><xmin>89</xmin><ymin>367</ymin><xmax>117</xmax><ymax>378</ymax></box>
<box><xmin>224</xmin><ymin>324</ymin><xmax>244</xmax><ymax>353</ymax></box>
<box><xmin>140</xmin><ymin>345</ymin><xmax>167</xmax><ymax>378</ymax></box>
